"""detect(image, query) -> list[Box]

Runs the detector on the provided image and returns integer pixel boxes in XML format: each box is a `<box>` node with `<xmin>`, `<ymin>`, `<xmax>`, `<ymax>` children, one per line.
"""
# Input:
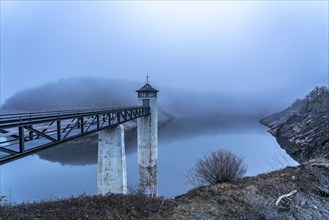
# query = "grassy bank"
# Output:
<box><xmin>1</xmin><ymin>162</ymin><xmax>328</xmax><ymax>219</ymax></box>
<box><xmin>0</xmin><ymin>193</ymin><xmax>175</xmax><ymax>220</ymax></box>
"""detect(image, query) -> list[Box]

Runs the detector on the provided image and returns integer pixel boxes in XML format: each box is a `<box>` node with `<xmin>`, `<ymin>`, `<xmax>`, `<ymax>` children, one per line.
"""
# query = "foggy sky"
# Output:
<box><xmin>1</xmin><ymin>1</ymin><xmax>328</xmax><ymax>105</ymax></box>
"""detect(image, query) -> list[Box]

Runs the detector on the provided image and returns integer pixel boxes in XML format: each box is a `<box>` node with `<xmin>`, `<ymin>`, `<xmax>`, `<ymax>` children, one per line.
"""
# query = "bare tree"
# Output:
<box><xmin>187</xmin><ymin>149</ymin><xmax>247</xmax><ymax>186</ymax></box>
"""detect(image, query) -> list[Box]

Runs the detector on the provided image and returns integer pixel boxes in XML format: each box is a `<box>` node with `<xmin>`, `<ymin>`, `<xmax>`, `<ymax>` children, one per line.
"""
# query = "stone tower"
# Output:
<box><xmin>136</xmin><ymin>81</ymin><xmax>159</xmax><ymax>197</ymax></box>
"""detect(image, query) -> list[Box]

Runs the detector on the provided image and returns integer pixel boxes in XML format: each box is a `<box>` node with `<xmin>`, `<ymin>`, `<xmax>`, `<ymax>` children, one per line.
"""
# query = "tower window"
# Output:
<box><xmin>138</xmin><ymin>92</ymin><xmax>157</xmax><ymax>98</ymax></box>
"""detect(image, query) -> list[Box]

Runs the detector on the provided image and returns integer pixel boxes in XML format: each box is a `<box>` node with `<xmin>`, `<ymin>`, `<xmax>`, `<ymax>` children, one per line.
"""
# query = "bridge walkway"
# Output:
<box><xmin>0</xmin><ymin>106</ymin><xmax>150</xmax><ymax>165</ymax></box>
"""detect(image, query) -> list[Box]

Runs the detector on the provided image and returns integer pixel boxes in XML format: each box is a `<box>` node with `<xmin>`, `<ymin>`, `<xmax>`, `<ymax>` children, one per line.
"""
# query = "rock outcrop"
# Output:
<box><xmin>260</xmin><ymin>86</ymin><xmax>329</xmax><ymax>163</ymax></box>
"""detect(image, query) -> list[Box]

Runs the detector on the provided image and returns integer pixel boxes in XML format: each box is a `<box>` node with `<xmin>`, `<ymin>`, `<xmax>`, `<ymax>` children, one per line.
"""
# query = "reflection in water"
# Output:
<box><xmin>37</xmin><ymin>114</ymin><xmax>264</xmax><ymax>165</ymax></box>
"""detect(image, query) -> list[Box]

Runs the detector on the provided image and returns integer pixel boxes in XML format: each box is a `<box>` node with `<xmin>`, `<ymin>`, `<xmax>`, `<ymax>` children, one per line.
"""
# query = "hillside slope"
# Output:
<box><xmin>260</xmin><ymin>86</ymin><xmax>329</xmax><ymax>163</ymax></box>
<box><xmin>167</xmin><ymin>162</ymin><xmax>329</xmax><ymax>219</ymax></box>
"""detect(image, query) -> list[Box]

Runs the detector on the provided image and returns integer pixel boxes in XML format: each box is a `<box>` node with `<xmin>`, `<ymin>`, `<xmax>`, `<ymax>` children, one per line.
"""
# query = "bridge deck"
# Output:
<box><xmin>0</xmin><ymin>106</ymin><xmax>150</xmax><ymax>165</ymax></box>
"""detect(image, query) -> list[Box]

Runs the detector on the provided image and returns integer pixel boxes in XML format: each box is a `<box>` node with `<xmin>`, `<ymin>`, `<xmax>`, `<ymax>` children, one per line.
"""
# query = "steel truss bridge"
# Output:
<box><xmin>0</xmin><ymin>106</ymin><xmax>150</xmax><ymax>165</ymax></box>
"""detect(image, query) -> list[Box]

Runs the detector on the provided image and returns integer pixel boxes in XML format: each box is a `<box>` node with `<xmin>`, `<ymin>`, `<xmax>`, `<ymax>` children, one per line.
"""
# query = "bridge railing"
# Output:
<box><xmin>0</xmin><ymin>106</ymin><xmax>150</xmax><ymax>165</ymax></box>
<box><xmin>0</xmin><ymin>106</ymin><xmax>147</xmax><ymax>128</ymax></box>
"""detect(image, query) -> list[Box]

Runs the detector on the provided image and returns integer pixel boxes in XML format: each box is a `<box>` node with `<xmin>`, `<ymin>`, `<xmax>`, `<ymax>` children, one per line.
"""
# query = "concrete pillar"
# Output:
<box><xmin>97</xmin><ymin>124</ymin><xmax>127</xmax><ymax>195</ymax></box>
<box><xmin>137</xmin><ymin>97</ymin><xmax>158</xmax><ymax>197</ymax></box>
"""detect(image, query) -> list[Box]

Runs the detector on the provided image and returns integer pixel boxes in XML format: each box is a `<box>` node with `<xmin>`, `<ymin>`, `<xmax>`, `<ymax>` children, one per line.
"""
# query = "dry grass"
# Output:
<box><xmin>0</xmin><ymin>193</ymin><xmax>176</xmax><ymax>220</ymax></box>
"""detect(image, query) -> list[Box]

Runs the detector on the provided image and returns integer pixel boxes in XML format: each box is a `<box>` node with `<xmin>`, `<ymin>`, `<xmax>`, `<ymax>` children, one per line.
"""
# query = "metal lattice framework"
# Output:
<box><xmin>0</xmin><ymin>106</ymin><xmax>150</xmax><ymax>165</ymax></box>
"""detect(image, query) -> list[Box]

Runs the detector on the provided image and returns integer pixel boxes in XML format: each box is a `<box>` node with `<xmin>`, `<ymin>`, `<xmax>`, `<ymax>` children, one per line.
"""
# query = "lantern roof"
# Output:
<box><xmin>136</xmin><ymin>83</ymin><xmax>159</xmax><ymax>93</ymax></box>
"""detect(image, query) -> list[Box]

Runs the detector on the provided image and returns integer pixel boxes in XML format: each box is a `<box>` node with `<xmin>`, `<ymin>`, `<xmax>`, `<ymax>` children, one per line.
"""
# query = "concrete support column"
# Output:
<box><xmin>97</xmin><ymin>125</ymin><xmax>127</xmax><ymax>195</ymax></box>
<box><xmin>137</xmin><ymin>100</ymin><xmax>158</xmax><ymax>197</ymax></box>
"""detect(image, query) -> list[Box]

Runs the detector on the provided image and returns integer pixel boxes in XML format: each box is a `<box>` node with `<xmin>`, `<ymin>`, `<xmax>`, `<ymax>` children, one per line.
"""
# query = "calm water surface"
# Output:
<box><xmin>0</xmin><ymin>117</ymin><xmax>298</xmax><ymax>203</ymax></box>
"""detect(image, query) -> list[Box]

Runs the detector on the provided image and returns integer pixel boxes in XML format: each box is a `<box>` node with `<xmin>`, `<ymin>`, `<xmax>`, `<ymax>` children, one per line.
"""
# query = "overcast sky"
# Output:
<box><xmin>1</xmin><ymin>1</ymin><xmax>328</xmax><ymax>105</ymax></box>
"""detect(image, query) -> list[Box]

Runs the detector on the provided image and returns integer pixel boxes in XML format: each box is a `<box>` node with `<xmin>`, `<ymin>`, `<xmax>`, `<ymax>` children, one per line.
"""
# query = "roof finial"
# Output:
<box><xmin>146</xmin><ymin>73</ymin><xmax>149</xmax><ymax>84</ymax></box>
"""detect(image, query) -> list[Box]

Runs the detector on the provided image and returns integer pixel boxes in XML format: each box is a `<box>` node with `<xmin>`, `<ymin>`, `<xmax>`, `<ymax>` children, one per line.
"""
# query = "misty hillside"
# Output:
<box><xmin>2</xmin><ymin>77</ymin><xmax>281</xmax><ymax>118</ymax></box>
<box><xmin>2</xmin><ymin>78</ymin><xmax>137</xmax><ymax>111</ymax></box>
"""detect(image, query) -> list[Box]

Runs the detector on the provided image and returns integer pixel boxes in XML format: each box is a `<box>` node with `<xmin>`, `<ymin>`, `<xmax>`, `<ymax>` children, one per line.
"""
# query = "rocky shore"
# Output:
<box><xmin>260</xmin><ymin>86</ymin><xmax>329</xmax><ymax>163</ymax></box>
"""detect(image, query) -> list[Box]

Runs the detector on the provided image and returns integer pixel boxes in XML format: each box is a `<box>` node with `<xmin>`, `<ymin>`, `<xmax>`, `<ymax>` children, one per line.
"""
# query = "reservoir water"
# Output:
<box><xmin>0</xmin><ymin>117</ymin><xmax>298</xmax><ymax>203</ymax></box>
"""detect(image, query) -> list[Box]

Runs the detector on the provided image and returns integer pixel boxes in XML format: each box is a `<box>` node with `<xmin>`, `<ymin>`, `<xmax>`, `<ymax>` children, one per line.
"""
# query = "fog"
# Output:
<box><xmin>1</xmin><ymin>1</ymin><xmax>328</xmax><ymax>106</ymax></box>
<box><xmin>1</xmin><ymin>76</ymin><xmax>302</xmax><ymax>117</ymax></box>
<box><xmin>1</xmin><ymin>76</ymin><xmax>319</xmax><ymax>166</ymax></box>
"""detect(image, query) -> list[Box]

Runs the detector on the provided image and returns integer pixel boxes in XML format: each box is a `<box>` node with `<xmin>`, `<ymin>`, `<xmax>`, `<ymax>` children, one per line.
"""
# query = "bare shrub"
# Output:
<box><xmin>187</xmin><ymin>150</ymin><xmax>247</xmax><ymax>186</ymax></box>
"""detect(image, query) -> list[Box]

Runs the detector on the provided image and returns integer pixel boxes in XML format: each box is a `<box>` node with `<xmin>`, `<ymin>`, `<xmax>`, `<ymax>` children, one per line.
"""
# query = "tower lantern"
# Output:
<box><xmin>136</xmin><ymin>83</ymin><xmax>159</xmax><ymax>106</ymax></box>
